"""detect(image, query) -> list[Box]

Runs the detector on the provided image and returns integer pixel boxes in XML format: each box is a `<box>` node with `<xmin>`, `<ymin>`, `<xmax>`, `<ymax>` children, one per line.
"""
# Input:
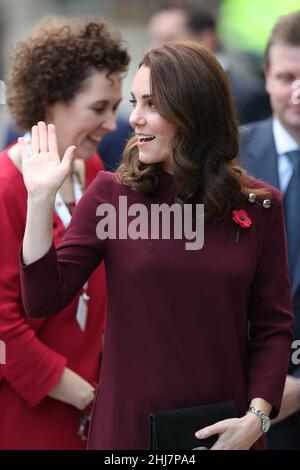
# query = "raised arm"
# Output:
<box><xmin>20</xmin><ymin>121</ymin><xmax>75</xmax><ymax>265</ymax></box>
<box><xmin>20</xmin><ymin>135</ymin><xmax>110</xmax><ymax>318</ymax></box>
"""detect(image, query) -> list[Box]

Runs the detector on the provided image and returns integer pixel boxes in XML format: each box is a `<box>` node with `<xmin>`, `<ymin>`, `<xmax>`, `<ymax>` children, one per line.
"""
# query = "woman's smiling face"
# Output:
<box><xmin>129</xmin><ymin>65</ymin><xmax>176</xmax><ymax>171</ymax></box>
<box><xmin>48</xmin><ymin>70</ymin><xmax>123</xmax><ymax>159</ymax></box>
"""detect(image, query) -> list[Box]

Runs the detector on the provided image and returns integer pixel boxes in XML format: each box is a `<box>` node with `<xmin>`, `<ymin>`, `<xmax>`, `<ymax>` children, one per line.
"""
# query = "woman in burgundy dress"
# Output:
<box><xmin>0</xmin><ymin>17</ymin><xmax>129</xmax><ymax>449</ymax></box>
<box><xmin>19</xmin><ymin>42</ymin><xmax>293</xmax><ymax>450</ymax></box>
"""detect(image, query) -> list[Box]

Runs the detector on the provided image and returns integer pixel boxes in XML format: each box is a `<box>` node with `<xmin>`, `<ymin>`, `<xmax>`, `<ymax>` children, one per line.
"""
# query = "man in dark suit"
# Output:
<box><xmin>240</xmin><ymin>11</ymin><xmax>300</xmax><ymax>450</ymax></box>
<box><xmin>148</xmin><ymin>6</ymin><xmax>271</xmax><ymax>124</ymax></box>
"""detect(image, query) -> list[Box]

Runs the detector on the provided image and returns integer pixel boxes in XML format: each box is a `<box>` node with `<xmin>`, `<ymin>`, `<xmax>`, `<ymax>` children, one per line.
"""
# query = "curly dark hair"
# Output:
<box><xmin>117</xmin><ymin>41</ymin><xmax>269</xmax><ymax>221</ymax></box>
<box><xmin>6</xmin><ymin>17</ymin><xmax>130</xmax><ymax>130</ymax></box>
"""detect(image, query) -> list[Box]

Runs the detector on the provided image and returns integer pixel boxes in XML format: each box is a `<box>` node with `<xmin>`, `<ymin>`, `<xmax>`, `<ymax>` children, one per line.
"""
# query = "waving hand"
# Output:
<box><xmin>19</xmin><ymin>121</ymin><xmax>76</xmax><ymax>196</ymax></box>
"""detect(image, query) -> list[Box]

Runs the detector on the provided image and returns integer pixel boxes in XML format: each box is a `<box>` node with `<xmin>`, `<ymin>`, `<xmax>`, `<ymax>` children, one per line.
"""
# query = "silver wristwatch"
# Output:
<box><xmin>248</xmin><ymin>405</ymin><xmax>271</xmax><ymax>433</ymax></box>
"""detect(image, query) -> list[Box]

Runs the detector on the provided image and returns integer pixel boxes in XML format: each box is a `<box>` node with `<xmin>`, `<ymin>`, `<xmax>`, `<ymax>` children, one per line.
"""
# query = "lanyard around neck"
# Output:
<box><xmin>55</xmin><ymin>174</ymin><xmax>83</xmax><ymax>228</ymax></box>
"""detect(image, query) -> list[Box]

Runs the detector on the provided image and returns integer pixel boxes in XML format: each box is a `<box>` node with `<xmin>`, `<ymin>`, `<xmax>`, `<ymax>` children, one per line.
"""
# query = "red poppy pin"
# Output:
<box><xmin>232</xmin><ymin>209</ymin><xmax>252</xmax><ymax>243</ymax></box>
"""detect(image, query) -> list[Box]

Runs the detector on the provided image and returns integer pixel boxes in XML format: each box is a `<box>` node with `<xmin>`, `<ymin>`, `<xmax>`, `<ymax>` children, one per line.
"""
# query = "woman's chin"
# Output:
<box><xmin>75</xmin><ymin>148</ymin><xmax>94</xmax><ymax>160</ymax></box>
<box><xmin>138</xmin><ymin>153</ymin><xmax>158</xmax><ymax>165</ymax></box>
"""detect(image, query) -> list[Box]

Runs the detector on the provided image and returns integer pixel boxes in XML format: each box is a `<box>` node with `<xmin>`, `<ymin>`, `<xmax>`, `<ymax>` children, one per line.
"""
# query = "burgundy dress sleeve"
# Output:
<box><xmin>0</xmin><ymin>177</ymin><xmax>66</xmax><ymax>407</ymax></box>
<box><xmin>20</xmin><ymin>171</ymin><xmax>111</xmax><ymax>318</ymax></box>
<box><xmin>247</xmin><ymin>190</ymin><xmax>293</xmax><ymax>418</ymax></box>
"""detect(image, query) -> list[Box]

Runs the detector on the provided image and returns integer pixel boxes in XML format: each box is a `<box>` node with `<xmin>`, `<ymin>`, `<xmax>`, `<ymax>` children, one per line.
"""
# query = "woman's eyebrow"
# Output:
<box><xmin>130</xmin><ymin>91</ymin><xmax>153</xmax><ymax>99</ymax></box>
<box><xmin>92</xmin><ymin>99</ymin><xmax>109</xmax><ymax>105</ymax></box>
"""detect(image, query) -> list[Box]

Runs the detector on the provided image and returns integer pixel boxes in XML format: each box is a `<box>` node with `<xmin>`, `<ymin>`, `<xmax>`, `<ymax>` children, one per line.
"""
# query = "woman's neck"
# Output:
<box><xmin>8</xmin><ymin>143</ymin><xmax>22</xmax><ymax>172</ymax></box>
<box><xmin>59</xmin><ymin>172</ymin><xmax>75</xmax><ymax>203</ymax></box>
<box><xmin>59</xmin><ymin>161</ymin><xmax>85</xmax><ymax>203</ymax></box>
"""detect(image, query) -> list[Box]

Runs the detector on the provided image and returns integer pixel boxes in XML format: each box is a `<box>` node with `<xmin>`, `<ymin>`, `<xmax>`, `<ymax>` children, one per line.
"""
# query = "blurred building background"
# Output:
<box><xmin>0</xmin><ymin>0</ymin><xmax>299</xmax><ymax>148</ymax></box>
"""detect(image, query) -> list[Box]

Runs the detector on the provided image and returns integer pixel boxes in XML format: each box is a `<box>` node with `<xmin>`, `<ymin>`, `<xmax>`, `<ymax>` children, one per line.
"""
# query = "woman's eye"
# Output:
<box><xmin>93</xmin><ymin>108</ymin><xmax>105</xmax><ymax>114</ymax></box>
<box><xmin>129</xmin><ymin>98</ymin><xmax>155</xmax><ymax>109</ymax></box>
<box><xmin>147</xmin><ymin>101</ymin><xmax>156</xmax><ymax>109</ymax></box>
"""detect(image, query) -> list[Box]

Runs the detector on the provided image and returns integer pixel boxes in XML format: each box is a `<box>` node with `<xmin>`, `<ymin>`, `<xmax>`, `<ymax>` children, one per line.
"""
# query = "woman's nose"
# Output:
<box><xmin>102</xmin><ymin>111</ymin><xmax>118</xmax><ymax>133</ymax></box>
<box><xmin>129</xmin><ymin>109</ymin><xmax>146</xmax><ymax>128</ymax></box>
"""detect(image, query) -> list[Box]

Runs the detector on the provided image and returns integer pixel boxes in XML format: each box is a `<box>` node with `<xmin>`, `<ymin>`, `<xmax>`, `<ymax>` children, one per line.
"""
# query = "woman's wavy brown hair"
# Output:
<box><xmin>117</xmin><ymin>41</ymin><xmax>269</xmax><ymax>221</ymax></box>
<box><xmin>6</xmin><ymin>16</ymin><xmax>130</xmax><ymax>130</ymax></box>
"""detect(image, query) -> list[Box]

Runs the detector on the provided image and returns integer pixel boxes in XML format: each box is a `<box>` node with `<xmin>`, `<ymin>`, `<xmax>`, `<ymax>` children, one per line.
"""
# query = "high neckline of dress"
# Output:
<box><xmin>157</xmin><ymin>167</ymin><xmax>174</xmax><ymax>181</ymax></box>
<box><xmin>155</xmin><ymin>168</ymin><xmax>175</xmax><ymax>199</ymax></box>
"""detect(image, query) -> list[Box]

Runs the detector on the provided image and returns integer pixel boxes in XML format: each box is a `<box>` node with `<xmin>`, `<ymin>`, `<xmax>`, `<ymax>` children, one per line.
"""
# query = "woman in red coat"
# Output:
<box><xmin>0</xmin><ymin>17</ymin><xmax>129</xmax><ymax>449</ymax></box>
<box><xmin>19</xmin><ymin>42</ymin><xmax>293</xmax><ymax>450</ymax></box>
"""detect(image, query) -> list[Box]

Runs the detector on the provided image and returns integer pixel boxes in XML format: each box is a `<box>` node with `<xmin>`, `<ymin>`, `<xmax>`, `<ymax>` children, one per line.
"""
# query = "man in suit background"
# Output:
<box><xmin>148</xmin><ymin>5</ymin><xmax>271</xmax><ymax>124</ymax></box>
<box><xmin>240</xmin><ymin>11</ymin><xmax>300</xmax><ymax>450</ymax></box>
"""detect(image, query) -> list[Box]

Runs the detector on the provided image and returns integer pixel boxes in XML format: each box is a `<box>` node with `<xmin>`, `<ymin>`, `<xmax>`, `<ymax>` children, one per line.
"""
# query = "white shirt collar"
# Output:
<box><xmin>273</xmin><ymin>118</ymin><xmax>300</xmax><ymax>155</ymax></box>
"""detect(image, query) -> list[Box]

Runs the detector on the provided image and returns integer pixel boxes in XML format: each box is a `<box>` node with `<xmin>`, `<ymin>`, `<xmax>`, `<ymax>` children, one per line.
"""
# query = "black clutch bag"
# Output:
<box><xmin>149</xmin><ymin>400</ymin><xmax>237</xmax><ymax>450</ymax></box>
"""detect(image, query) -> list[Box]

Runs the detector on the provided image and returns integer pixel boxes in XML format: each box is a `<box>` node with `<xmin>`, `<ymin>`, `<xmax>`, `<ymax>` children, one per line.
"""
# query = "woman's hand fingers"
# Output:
<box><xmin>38</xmin><ymin>121</ymin><xmax>48</xmax><ymax>153</ymax></box>
<box><xmin>20</xmin><ymin>121</ymin><xmax>74</xmax><ymax>194</ymax></box>
<box><xmin>31</xmin><ymin>125</ymin><xmax>39</xmax><ymax>155</ymax></box>
<box><xmin>195</xmin><ymin>420</ymin><xmax>225</xmax><ymax>440</ymax></box>
<box><xmin>61</xmin><ymin>145</ymin><xmax>76</xmax><ymax>171</ymax></box>
<box><xmin>48</xmin><ymin>124</ymin><xmax>59</xmax><ymax>156</ymax></box>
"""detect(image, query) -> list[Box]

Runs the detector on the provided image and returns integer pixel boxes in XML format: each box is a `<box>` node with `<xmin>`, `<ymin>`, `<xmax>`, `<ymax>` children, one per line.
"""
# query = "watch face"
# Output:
<box><xmin>262</xmin><ymin>417</ymin><xmax>271</xmax><ymax>433</ymax></box>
